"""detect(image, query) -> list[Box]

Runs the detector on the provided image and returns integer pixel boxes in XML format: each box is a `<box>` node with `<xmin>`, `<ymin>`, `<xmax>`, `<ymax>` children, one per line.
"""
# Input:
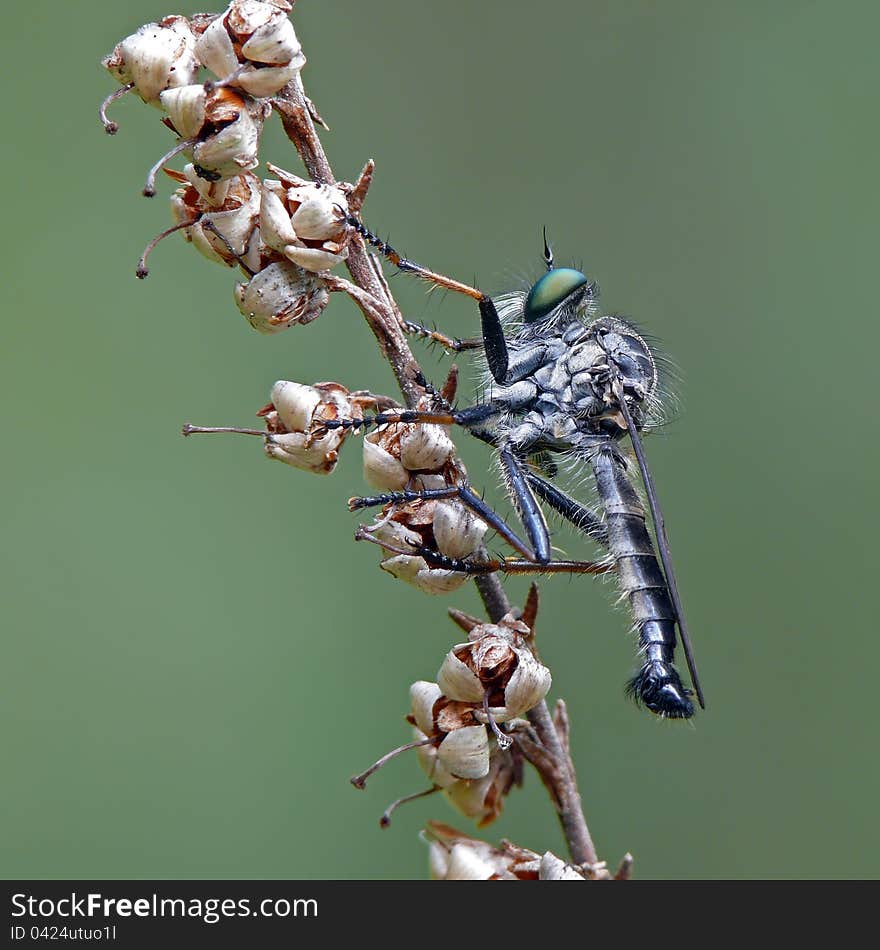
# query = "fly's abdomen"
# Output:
<box><xmin>591</xmin><ymin>446</ymin><xmax>694</xmax><ymax>718</ymax></box>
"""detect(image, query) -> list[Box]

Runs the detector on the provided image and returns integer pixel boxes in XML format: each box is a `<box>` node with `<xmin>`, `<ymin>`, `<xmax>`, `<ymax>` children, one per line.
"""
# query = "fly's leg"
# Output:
<box><xmin>401</xmin><ymin>320</ymin><xmax>483</xmax><ymax>354</ymax></box>
<box><xmin>358</xmin><ymin>527</ymin><xmax>608</xmax><ymax>577</ymax></box>
<box><xmin>498</xmin><ymin>448</ymin><xmax>552</xmax><ymax>563</ymax></box>
<box><xmin>314</xmin><ymin>403</ymin><xmax>500</xmax><ymax>437</ymax></box>
<box><xmin>344</xmin><ymin>214</ymin><xmax>509</xmax><ymax>383</ymax></box>
<box><xmin>349</xmin><ymin>484</ymin><xmax>537</xmax><ymax>560</ymax></box>
<box><xmin>524</xmin><ymin>471</ymin><xmax>609</xmax><ymax>549</ymax></box>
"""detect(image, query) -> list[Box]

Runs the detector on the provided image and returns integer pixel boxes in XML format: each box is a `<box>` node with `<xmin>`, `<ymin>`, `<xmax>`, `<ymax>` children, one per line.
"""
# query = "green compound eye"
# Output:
<box><xmin>523</xmin><ymin>268</ymin><xmax>589</xmax><ymax>323</ymax></box>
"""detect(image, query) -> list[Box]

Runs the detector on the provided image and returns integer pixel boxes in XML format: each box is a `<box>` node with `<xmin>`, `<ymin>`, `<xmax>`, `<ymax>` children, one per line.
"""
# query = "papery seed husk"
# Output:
<box><xmin>227</xmin><ymin>0</ymin><xmax>290</xmax><ymax>36</ymax></box>
<box><xmin>443</xmin><ymin>843</ymin><xmax>501</xmax><ymax>881</ymax></box>
<box><xmin>192</xmin><ymin>112</ymin><xmax>260</xmax><ymax>178</ymax></box>
<box><xmin>379</xmin><ymin>558</ymin><xmax>468</xmax><ymax>594</ymax></box>
<box><xmin>412</xmin><ymin>729</ymin><xmax>457</xmax><ymax>789</ymax></box>
<box><xmin>159</xmin><ymin>85</ymin><xmax>207</xmax><ymax>140</ymax></box>
<box><xmin>270</xmin><ymin>381</ymin><xmax>321</xmax><ymax>432</ymax></box>
<box><xmin>409</xmin><ymin>681</ymin><xmax>442</xmax><ymax>736</ymax></box>
<box><xmin>433</xmin><ymin>501</ymin><xmax>486</xmax><ymax>560</ymax></box>
<box><xmin>501</xmin><ymin>651</ymin><xmax>552</xmax><ymax>719</ymax></box>
<box><xmin>288</xmin><ymin>186</ymin><xmax>348</xmax><ymax>240</ymax></box>
<box><xmin>282</xmin><ymin>243</ymin><xmax>347</xmax><ymax>272</ymax></box>
<box><xmin>234</xmin><ymin>262</ymin><xmax>328</xmax><ymax>333</ymax></box>
<box><xmin>193</xmin><ymin>15</ymin><xmax>239</xmax><ymax>79</ymax></box>
<box><xmin>236</xmin><ymin>63</ymin><xmax>299</xmax><ymax>98</ymax></box>
<box><xmin>436</xmin><ymin>647</ymin><xmax>484</xmax><ymax>704</ymax></box>
<box><xmin>371</xmin><ymin>519</ymin><xmax>423</xmax><ymax>552</ymax></box>
<box><xmin>437</xmin><ymin>725</ymin><xmax>489</xmax><ymax>780</ymax></box>
<box><xmin>428</xmin><ymin>841</ymin><xmax>450</xmax><ymax>881</ymax></box>
<box><xmin>260</xmin><ymin>180</ymin><xmax>299</xmax><ymax>248</ymax></box>
<box><xmin>539</xmin><ymin>852</ymin><xmax>586</xmax><ymax>881</ymax></box>
<box><xmin>241</xmin><ymin>18</ymin><xmax>302</xmax><ymax>64</ymax></box>
<box><xmin>399</xmin><ymin>425</ymin><xmax>454</xmax><ymax>471</ymax></box>
<box><xmin>181</xmin><ymin>163</ymin><xmax>232</xmax><ymax>206</ymax></box>
<box><xmin>363</xmin><ymin>438</ymin><xmax>408</xmax><ymax>491</ymax></box>
<box><xmin>264</xmin><ymin>432</ymin><xmax>338</xmax><ymax>474</ymax></box>
<box><xmin>443</xmin><ymin>773</ymin><xmax>497</xmax><ymax>824</ymax></box>
<box><xmin>105</xmin><ymin>17</ymin><xmax>199</xmax><ymax>105</ymax></box>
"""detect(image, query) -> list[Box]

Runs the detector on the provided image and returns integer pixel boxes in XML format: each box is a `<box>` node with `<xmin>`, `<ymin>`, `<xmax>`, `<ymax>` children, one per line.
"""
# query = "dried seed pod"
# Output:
<box><xmin>398</xmin><ymin>424</ymin><xmax>455</xmax><ymax>471</ymax></box>
<box><xmin>234</xmin><ymin>261</ymin><xmax>329</xmax><ymax>333</ymax></box>
<box><xmin>409</xmin><ymin>681</ymin><xmax>443</xmax><ymax>737</ymax></box>
<box><xmin>102</xmin><ymin>16</ymin><xmax>199</xmax><ymax>107</ymax></box>
<box><xmin>437</xmin><ymin>613</ymin><xmax>551</xmax><ymax>721</ymax></box>
<box><xmin>259</xmin><ymin>381</ymin><xmax>361</xmax><ymax>474</ymax></box>
<box><xmin>424</xmin><ymin>822</ymin><xmax>542</xmax><ymax>881</ymax></box>
<box><xmin>195</xmin><ymin>0</ymin><xmax>305</xmax><ymax>97</ymax></box>
<box><xmin>538</xmin><ymin>852</ymin><xmax>588</xmax><ymax>881</ymax></box>
<box><xmin>365</xmin><ymin>474</ymin><xmax>485</xmax><ymax>595</ymax></box>
<box><xmin>408</xmin><ymin>682</ymin><xmax>489</xmax><ymax>782</ymax></box>
<box><xmin>442</xmin><ymin>740</ymin><xmax>519</xmax><ymax>827</ymax></box>
<box><xmin>159</xmin><ymin>85</ymin><xmax>264</xmax><ymax>180</ymax></box>
<box><xmin>362</xmin><ymin>434</ymin><xmax>408</xmax><ymax>491</ymax></box>
<box><xmin>168</xmin><ymin>168</ymin><xmax>261</xmax><ymax>267</ymax></box>
<box><xmin>260</xmin><ymin>164</ymin><xmax>350</xmax><ymax>272</ymax></box>
<box><xmin>432</xmin><ymin>501</ymin><xmax>487</xmax><ymax>560</ymax></box>
<box><xmin>371</xmin><ymin>519</ymin><xmax>470</xmax><ymax>595</ymax></box>
<box><xmin>435</xmin><ymin>725</ymin><xmax>490</xmax><ymax>780</ymax></box>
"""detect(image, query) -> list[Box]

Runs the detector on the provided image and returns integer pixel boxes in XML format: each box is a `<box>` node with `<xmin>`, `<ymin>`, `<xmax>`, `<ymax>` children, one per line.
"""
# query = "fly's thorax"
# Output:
<box><xmin>591</xmin><ymin>317</ymin><xmax>658</xmax><ymax>401</ymax></box>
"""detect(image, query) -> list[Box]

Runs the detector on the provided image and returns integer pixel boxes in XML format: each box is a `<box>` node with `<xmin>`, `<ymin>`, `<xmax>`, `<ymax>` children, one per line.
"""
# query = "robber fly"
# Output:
<box><xmin>327</xmin><ymin>217</ymin><xmax>703</xmax><ymax>719</ymax></box>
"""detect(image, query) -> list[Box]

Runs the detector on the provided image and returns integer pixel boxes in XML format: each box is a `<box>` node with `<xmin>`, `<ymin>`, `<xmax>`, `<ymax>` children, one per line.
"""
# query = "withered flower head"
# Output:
<box><xmin>258</xmin><ymin>380</ymin><xmax>372</xmax><ymax>474</ymax></box>
<box><xmin>260</xmin><ymin>163</ymin><xmax>350</xmax><ymax>272</ymax></box>
<box><xmin>368</xmin><ymin>491</ymin><xmax>487</xmax><ymax>595</ymax></box>
<box><xmin>363</xmin><ymin>420</ymin><xmax>456</xmax><ymax>491</ymax></box>
<box><xmin>234</xmin><ymin>261</ymin><xmax>329</xmax><ymax>333</ymax></box>
<box><xmin>424</xmin><ymin>822</ymin><xmax>550</xmax><ymax>881</ymax></box>
<box><xmin>441</xmin><ymin>741</ymin><xmax>520</xmax><ymax>827</ymax></box>
<box><xmin>167</xmin><ymin>167</ymin><xmax>261</xmax><ymax>268</ymax></box>
<box><xmin>437</xmin><ymin>612</ymin><xmax>551</xmax><ymax>721</ymax></box>
<box><xmin>102</xmin><ymin>16</ymin><xmax>199</xmax><ymax>107</ymax></box>
<box><xmin>195</xmin><ymin>0</ymin><xmax>306</xmax><ymax>97</ymax></box>
<box><xmin>408</xmin><ymin>681</ymin><xmax>488</xmax><ymax>783</ymax></box>
<box><xmin>159</xmin><ymin>84</ymin><xmax>265</xmax><ymax>181</ymax></box>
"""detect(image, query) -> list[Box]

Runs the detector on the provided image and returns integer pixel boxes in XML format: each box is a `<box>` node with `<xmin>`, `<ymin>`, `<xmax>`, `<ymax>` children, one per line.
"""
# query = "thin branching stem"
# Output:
<box><xmin>271</xmin><ymin>67</ymin><xmax>600</xmax><ymax>870</ymax></box>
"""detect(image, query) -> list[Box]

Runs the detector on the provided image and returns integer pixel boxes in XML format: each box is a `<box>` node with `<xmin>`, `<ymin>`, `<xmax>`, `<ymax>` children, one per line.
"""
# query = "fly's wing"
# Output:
<box><xmin>614</xmin><ymin>381</ymin><xmax>705</xmax><ymax>709</ymax></box>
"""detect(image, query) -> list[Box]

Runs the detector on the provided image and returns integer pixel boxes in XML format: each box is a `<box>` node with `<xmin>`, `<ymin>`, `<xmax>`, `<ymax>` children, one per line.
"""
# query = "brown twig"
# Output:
<box><xmin>273</xmin><ymin>76</ymin><xmax>423</xmax><ymax>408</ymax></box>
<box><xmin>273</xmin><ymin>69</ymin><xmax>599</xmax><ymax>870</ymax></box>
<box><xmin>474</xmin><ymin>575</ymin><xmax>598</xmax><ymax>866</ymax></box>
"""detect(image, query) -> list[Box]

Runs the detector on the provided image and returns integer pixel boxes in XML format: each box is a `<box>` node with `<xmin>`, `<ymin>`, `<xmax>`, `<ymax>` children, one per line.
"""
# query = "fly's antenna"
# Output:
<box><xmin>614</xmin><ymin>381</ymin><xmax>705</xmax><ymax>709</ymax></box>
<box><xmin>543</xmin><ymin>226</ymin><xmax>554</xmax><ymax>271</ymax></box>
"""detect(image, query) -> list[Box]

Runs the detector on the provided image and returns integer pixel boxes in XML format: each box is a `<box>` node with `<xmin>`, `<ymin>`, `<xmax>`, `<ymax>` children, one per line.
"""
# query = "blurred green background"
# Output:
<box><xmin>3</xmin><ymin>0</ymin><xmax>878</xmax><ymax>880</ymax></box>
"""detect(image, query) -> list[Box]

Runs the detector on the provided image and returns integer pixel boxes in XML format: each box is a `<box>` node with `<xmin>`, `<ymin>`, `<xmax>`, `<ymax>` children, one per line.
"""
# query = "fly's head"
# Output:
<box><xmin>521</xmin><ymin>267</ymin><xmax>600</xmax><ymax>332</ymax></box>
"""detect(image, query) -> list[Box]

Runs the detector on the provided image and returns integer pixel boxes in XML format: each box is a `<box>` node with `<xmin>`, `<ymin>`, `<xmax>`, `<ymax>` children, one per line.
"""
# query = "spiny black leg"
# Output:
<box><xmin>349</xmin><ymin>486</ymin><xmax>460</xmax><ymax>510</ymax></box>
<box><xmin>349</xmin><ymin>484</ymin><xmax>536</xmax><ymax>560</ymax></box>
<box><xmin>316</xmin><ymin>403</ymin><xmax>501</xmax><ymax>436</ymax></box>
<box><xmin>345</xmin><ymin>213</ymin><xmax>509</xmax><ymax>383</ymax></box>
<box><xmin>524</xmin><ymin>471</ymin><xmax>609</xmax><ymax>549</ymax></box>
<box><xmin>499</xmin><ymin>449</ymin><xmax>552</xmax><ymax>563</ymax></box>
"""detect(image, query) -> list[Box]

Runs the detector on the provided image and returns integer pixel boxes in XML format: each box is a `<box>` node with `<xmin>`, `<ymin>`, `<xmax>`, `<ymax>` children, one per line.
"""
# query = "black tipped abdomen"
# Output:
<box><xmin>591</xmin><ymin>446</ymin><xmax>694</xmax><ymax>719</ymax></box>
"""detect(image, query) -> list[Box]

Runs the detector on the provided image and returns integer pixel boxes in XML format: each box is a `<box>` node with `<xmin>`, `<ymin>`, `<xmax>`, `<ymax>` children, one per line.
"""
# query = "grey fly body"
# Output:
<box><xmin>333</xmin><ymin>218</ymin><xmax>704</xmax><ymax>719</ymax></box>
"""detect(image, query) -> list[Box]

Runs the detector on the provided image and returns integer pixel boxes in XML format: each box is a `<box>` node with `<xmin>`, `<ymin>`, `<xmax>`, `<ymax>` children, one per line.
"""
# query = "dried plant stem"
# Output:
<box><xmin>274</xmin><ymin>75</ymin><xmax>422</xmax><ymax>408</ymax></box>
<box><xmin>274</xmin><ymin>73</ymin><xmax>599</xmax><ymax>869</ymax></box>
<box><xmin>475</xmin><ymin>575</ymin><xmax>597</xmax><ymax>866</ymax></box>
